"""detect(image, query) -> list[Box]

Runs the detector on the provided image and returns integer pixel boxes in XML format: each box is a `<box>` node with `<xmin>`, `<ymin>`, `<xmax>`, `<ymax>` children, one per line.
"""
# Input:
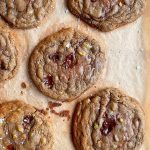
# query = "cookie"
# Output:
<box><xmin>68</xmin><ymin>0</ymin><xmax>146</xmax><ymax>32</ymax></box>
<box><xmin>0</xmin><ymin>100</ymin><xmax>53</xmax><ymax>150</ymax></box>
<box><xmin>0</xmin><ymin>28</ymin><xmax>18</xmax><ymax>82</ymax></box>
<box><xmin>29</xmin><ymin>28</ymin><xmax>106</xmax><ymax>101</ymax></box>
<box><xmin>0</xmin><ymin>0</ymin><xmax>55</xmax><ymax>29</ymax></box>
<box><xmin>73</xmin><ymin>88</ymin><xmax>145</xmax><ymax>150</ymax></box>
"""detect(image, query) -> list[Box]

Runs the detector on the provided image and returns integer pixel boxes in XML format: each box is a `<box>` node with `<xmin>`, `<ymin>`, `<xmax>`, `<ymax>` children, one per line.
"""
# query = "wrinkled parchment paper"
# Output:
<box><xmin>0</xmin><ymin>0</ymin><xmax>146</xmax><ymax>149</ymax></box>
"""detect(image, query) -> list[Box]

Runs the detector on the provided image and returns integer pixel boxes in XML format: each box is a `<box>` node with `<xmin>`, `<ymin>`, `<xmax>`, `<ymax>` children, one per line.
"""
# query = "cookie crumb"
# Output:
<box><xmin>37</xmin><ymin>109</ymin><xmax>48</xmax><ymax>115</ymax></box>
<box><xmin>48</xmin><ymin>101</ymin><xmax>62</xmax><ymax>109</ymax></box>
<box><xmin>20</xmin><ymin>91</ymin><xmax>24</xmax><ymax>95</ymax></box>
<box><xmin>51</xmin><ymin>110</ymin><xmax>70</xmax><ymax>121</ymax></box>
<box><xmin>21</xmin><ymin>82</ymin><xmax>27</xmax><ymax>89</ymax></box>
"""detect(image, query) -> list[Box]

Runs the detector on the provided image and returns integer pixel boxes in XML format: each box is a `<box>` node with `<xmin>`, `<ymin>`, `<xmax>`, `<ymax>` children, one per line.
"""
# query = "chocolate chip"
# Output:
<box><xmin>50</xmin><ymin>52</ymin><xmax>61</xmax><ymax>63</ymax></box>
<box><xmin>44</xmin><ymin>75</ymin><xmax>54</xmax><ymax>89</ymax></box>
<box><xmin>0</xmin><ymin>61</ymin><xmax>6</xmax><ymax>70</ymax></box>
<box><xmin>23</xmin><ymin>115</ymin><xmax>35</xmax><ymax>129</ymax></box>
<box><xmin>21</xmin><ymin>82</ymin><xmax>27</xmax><ymax>89</ymax></box>
<box><xmin>100</xmin><ymin>113</ymin><xmax>117</xmax><ymax>136</ymax></box>
<box><xmin>91</xmin><ymin>0</ymin><xmax>97</xmax><ymax>2</ymax></box>
<box><xmin>63</xmin><ymin>53</ymin><xmax>76</xmax><ymax>69</ymax></box>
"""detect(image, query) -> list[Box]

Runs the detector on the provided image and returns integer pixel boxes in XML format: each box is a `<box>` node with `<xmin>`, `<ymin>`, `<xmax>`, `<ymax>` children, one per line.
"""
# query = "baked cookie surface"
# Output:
<box><xmin>0</xmin><ymin>28</ymin><xmax>18</xmax><ymax>82</ymax></box>
<box><xmin>68</xmin><ymin>0</ymin><xmax>146</xmax><ymax>32</ymax></box>
<box><xmin>73</xmin><ymin>88</ymin><xmax>145</xmax><ymax>150</ymax></box>
<box><xmin>0</xmin><ymin>0</ymin><xmax>55</xmax><ymax>29</ymax></box>
<box><xmin>0</xmin><ymin>100</ymin><xmax>53</xmax><ymax>150</ymax></box>
<box><xmin>29</xmin><ymin>28</ymin><xmax>106</xmax><ymax>101</ymax></box>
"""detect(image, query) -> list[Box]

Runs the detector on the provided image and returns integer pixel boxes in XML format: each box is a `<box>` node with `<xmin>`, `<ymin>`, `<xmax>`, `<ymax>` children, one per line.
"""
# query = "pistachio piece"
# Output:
<box><xmin>118</xmin><ymin>118</ymin><xmax>124</xmax><ymax>123</ymax></box>
<box><xmin>13</xmin><ymin>132</ymin><xmax>17</xmax><ymax>139</ymax></box>
<box><xmin>40</xmin><ymin>137</ymin><xmax>47</xmax><ymax>145</ymax></box>
<box><xmin>21</xmin><ymin>134</ymin><xmax>26</xmax><ymax>140</ymax></box>
<box><xmin>94</xmin><ymin>122</ymin><xmax>99</xmax><ymax>129</ymax></box>
<box><xmin>77</xmin><ymin>48</ymin><xmax>87</xmax><ymax>56</ymax></box>
<box><xmin>82</xmin><ymin>42</ymin><xmax>92</xmax><ymax>50</ymax></box>
<box><xmin>17</xmin><ymin>125</ymin><xmax>24</xmax><ymax>133</ymax></box>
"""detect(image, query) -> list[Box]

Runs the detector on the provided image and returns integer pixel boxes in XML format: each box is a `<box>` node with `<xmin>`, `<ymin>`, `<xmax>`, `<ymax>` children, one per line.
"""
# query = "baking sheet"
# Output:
<box><xmin>0</xmin><ymin>0</ymin><xmax>146</xmax><ymax>149</ymax></box>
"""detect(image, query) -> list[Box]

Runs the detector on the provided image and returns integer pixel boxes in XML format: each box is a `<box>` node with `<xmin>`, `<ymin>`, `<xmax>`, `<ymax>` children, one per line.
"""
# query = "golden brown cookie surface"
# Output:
<box><xmin>73</xmin><ymin>88</ymin><xmax>145</xmax><ymax>150</ymax></box>
<box><xmin>0</xmin><ymin>28</ymin><xmax>18</xmax><ymax>82</ymax></box>
<box><xmin>68</xmin><ymin>0</ymin><xmax>146</xmax><ymax>31</ymax></box>
<box><xmin>29</xmin><ymin>28</ymin><xmax>106</xmax><ymax>101</ymax></box>
<box><xmin>0</xmin><ymin>0</ymin><xmax>55</xmax><ymax>29</ymax></box>
<box><xmin>0</xmin><ymin>100</ymin><xmax>53</xmax><ymax>150</ymax></box>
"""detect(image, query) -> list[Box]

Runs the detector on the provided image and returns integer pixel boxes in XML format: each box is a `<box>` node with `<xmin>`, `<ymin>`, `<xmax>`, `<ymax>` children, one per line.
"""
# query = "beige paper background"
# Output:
<box><xmin>0</xmin><ymin>0</ymin><xmax>147</xmax><ymax>149</ymax></box>
<box><xmin>143</xmin><ymin>0</ymin><xmax>150</xmax><ymax>149</ymax></box>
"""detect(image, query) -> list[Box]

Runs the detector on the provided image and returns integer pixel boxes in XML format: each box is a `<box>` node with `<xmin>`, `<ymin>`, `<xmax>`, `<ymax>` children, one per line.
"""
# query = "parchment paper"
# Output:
<box><xmin>0</xmin><ymin>0</ymin><xmax>146</xmax><ymax>150</ymax></box>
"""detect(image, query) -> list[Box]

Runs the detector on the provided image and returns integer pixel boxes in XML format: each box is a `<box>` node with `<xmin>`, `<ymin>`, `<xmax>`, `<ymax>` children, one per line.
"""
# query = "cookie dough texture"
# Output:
<box><xmin>73</xmin><ymin>88</ymin><xmax>145</xmax><ymax>150</ymax></box>
<box><xmin>0</xmin><ymin>28</ymin><xmax>18</xmax><ymax>82</ymax></box>
<box><xmin>0</xmin><ymin>0</ymin><xmax>55</xmax><ymax>29</ymax></box>
<box><xmin>0</xmin><ymin>100</ymin><xmax>53</xmax><ymax>150</ymax></box>
<box><xmin>68</xmin><ymin>0</ymin><xmax>146</xmax><ymax>32</ymax></box>
<box><xmin>29</xmin><ymin>28</ymin><xmax>106</xmax><ymax>101</ymax></box>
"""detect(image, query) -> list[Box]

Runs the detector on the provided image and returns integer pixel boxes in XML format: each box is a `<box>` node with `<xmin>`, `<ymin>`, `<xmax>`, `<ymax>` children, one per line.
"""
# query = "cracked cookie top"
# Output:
<box><xmin>0</xmin><ymin>100</ymin><xmax>53</xmax><ymax>150</ymax></box>
<box><xmin>29</xmin><ymin>28</ymin><xmax>106</xmax><ymax>101</ymax></box>
<box><xmin>0</xmin><ymin>28</ymin><xmax>18</xmax><ymax>82</ymax></box>
<box><xmin>73</xmin><ymin>88</ymin><xmax>145</xmax><ymax>150</ymax></box>
<box><xmin>0</xmin><ymin>0</ymin><xmax>55</xmax><ymax>29</ymax></box>
<box><xmin>68</xmin><ymin>0</ymin><xmax>146</xmax><ymax>31</ymax></box>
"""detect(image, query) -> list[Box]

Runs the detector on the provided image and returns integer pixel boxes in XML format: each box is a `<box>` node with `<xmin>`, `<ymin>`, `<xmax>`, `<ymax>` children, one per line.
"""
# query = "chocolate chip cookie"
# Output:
<box><xmin>0</xmin><ymin>0</ymin><xmax>55</xmax><ymax>29</ymax></box>
<box><xmin>29</xmin><ymin>28</ymin><xmax>106</xmax><ymax>101</ymax></box>
<box><xmin>0</xmin><ymin>100</ymin><xmax>53</xmax><ymax>150</ymax></box>
<box><xmin>0</xmin><ymin>28</ymin><xmax>18</xmax><ymax>82</ymax></box>
<box><xmin>73</xmin><ymin>88</ymin><xmax>145</xmax><ymax>150</ymax></box>
<box><xmin>68</xmin><ymin>0</ymin><xmax>146</xmax><ymax>32</ymax></box>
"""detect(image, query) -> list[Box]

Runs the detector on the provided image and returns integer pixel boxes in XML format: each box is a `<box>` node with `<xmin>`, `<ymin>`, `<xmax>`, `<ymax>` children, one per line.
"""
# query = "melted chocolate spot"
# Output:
<box><xmin>7</xmin><ymin>144</ymin><xmax>15</xmax><ymax>150</ymax></box>
<box><xmin>100</xmin><ymin>113</ymin><xmax>116</xmax><ymax>136</ymax></box>
<box><xmin>50</xmin><ymin>52</ymin><xmax>60</xmax><ymax>63</ymax></box>
<box><xmin>44</xmin><ymin>75</ymin><xmax>54</xmax><ymax>89</ymax></box>
<box><xmin>23</xmin><ymin>115</ymin><xmax>35</xmax><ymax>129</ymax></box>
<box><xmin>63</xmin><ymin>53</ymin><xmax>76</xmax><ymax>69</ymax></box>
<box><xmin>0</xmin><ymin>61</ymin><xmax>6</xmax><ymax>70</ymax></box>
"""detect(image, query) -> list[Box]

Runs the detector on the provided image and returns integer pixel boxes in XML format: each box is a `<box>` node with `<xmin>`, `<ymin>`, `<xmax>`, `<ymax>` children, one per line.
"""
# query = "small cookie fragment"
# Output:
<box><xmin>73</xmin><ymin>88</ymin><xmax>145</xmax><ymax>150</ymax></box>
<box><xmin>0</xmin><ymin>28</ymin><xmax>18</xmax><ymax>82</ymax></box>
<box><xmin>0</xmin><ymin>0</ymin><xmax>55</xmax><ymax>29</ymax></box>
<box><xmin>29</xmin><ymin>28</ymin><xmax>106</xmax><ymax>101</ymax></box>
<box><xmin>68</xmin><ymin>0</ymin><xmax>146</xmax><ymax>31</ymax></box>
<box><xmin>21</xmin><ymin>82</ymin><xmax>27</xmax><ymax>89</ymax></box>
<box><xmin>0</xmin><ymin>100</ymin><xmax>53</xmax><ymax>150</ymax></box>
